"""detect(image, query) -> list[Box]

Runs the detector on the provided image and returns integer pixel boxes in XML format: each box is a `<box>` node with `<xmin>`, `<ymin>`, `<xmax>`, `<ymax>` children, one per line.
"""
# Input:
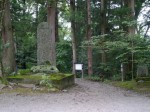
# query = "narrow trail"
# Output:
<box><xmin>0</xmin><ymin>79</ymin><xmax>150</xmax><ymax>112</ymax></box>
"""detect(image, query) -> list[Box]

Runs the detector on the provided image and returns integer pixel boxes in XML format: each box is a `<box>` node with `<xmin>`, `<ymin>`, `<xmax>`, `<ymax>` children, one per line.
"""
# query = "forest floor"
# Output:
<box><xmin>0</xmin><ymin>79</ymin><xmax>150</xmax><ymax>112</ymax></box>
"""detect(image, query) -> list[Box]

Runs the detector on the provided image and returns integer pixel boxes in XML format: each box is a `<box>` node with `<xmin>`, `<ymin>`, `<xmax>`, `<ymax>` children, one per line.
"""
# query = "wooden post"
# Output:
<box><xmin>121</xmin><ymin>63</ymin><xmax>124</xmax><ymax>82</ymax></box>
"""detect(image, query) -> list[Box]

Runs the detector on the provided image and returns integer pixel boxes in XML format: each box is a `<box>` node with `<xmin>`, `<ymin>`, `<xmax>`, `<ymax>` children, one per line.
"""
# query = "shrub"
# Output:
<box><xmin>17</xmin><ymin>69</ymin><xmax>31</xmax><ymax>75</ymax></box>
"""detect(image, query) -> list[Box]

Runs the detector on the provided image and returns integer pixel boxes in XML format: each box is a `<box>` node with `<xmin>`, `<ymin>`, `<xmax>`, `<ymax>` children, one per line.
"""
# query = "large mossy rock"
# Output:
<box><xmin>51</xmin><ymin>74</ymin><xmax>75</xmax><ymax>89</ymax></box>
<box><xmin>31</xmin><ymin>65</ymin><xmax>59</xmax><ymax>74</ymax></box>
<box><xmin>7</xmin><ymin>74</ymin><xmax>75</xmax><ymax>89</ymax></box>
<box><xmin>7</xmin><ymin>65</ymin><xmax>74</xmax><ymax>90</ymax></box>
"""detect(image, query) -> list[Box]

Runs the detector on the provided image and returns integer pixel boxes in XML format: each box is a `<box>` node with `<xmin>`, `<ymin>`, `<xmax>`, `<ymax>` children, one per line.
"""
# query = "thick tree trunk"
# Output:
<box><xmin>128</xmin><ymin>0</ymin><xmax>135</xmax><ymax>80</ymax></box>
<box><xmin>87</xmin><ymin>0</ymin><xmax>93</xmax><ymax>77</ymax></box>
<box><xmin>100</xmin><ymin>0</ymin><xmax>107</xmax><ymax>63</ymax></box>
<box><xmin>55</xmin><ymin>8</ymin><xmax>59</xmax><ymax>42</ymax></box>
<box><xmin>70</xmin><ymin>0</ymin><xmax>77</xmax><ymax>75</ymax></box>
<box><xmin>122</xmin><ymin>0</ymin><xmax>135</xmax><ymax>80</ymax></box>
<box><xmin>35</xmin><ymin>2</ymin><xmax>39</xmax><ymax>25</ymax></box>
<box><xmin>2</xmin><ymin>0</ymin><xmax>16</xmax><ymax>75</ymax></box>
<box><xmin>101</xmin><ymin>0</ymin><xmax>107</xmax><ymax>35</ymax></box>
<box><xmin>47</xmin><ymin>1</ymin><xmax>56</xmax><ymax>66</ymax></box>
<box><xmin>0</xmin><ymin>0</ymin><xmax>5</xmax><ymax>77</ymax></box>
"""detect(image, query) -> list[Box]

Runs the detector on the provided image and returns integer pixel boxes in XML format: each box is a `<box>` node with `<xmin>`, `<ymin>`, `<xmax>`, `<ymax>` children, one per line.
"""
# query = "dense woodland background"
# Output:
<box><xmin>0</xmin><ymin>0</ymin><xmax>150</xmax><ymax>81</ymax></box>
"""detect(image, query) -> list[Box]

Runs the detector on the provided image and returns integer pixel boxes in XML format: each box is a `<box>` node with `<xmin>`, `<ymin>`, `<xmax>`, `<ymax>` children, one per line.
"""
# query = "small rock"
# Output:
<box><xmin>62</xmin><ymin>89</ymin><xmax>68</xmax><ymax>92</ymax></box>
<box><xmin>49</xmin><ymin>88</ymin><xmax>59</xmax><ymax>92</ymax></box>
<box><xmin>18</xmin><ymin>83</ymin><xmax>35</xmax><ymax>88</ymax></box>
<box><xmin>138</xmin><ymin>80</ymin><xmax>144</xmax><ymax>83</ymax></box>
<box><xmin>0</xmin><ymin>84</ymin><xmax>6</xmax><ymax>90</ymax></box>
<box><xmin>9</xmin><ymin>82</ymin><xmax>17</xmax><ymax>86</ymax></box>
<box><xmin>8</xmin><ymin>85</ymin><xmax>13</xmax><ymax>89</ymax></box>
<box><xmin>33</xmin><ymin>87</ymin><xmax>43</xmax><ymax>91</ymax></box>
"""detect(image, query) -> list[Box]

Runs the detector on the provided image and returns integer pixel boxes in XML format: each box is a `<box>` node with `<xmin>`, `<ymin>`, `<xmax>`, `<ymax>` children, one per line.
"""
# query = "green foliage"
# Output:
<box><xmin>111</xmin><ymin>74</ymin><xmax>121</xmax><ymax>81</ymax></box>
<box><xmin>16</xmin><ymin>32</ymin><xmax>37</xmax><ymax>69</ymax></box>
<box><xmin>31</xmin><ymin>65</ymin><xmax>59</xmax><ymax>74</ymax></box>
<box><xmin>86</xmin><ymin>76</ymin><xmax>101</xmax><ymax>82</ymax></box>
<box><xmin>136</xmin><ymin>77</ymin><xmax>150</xmax><ymax>82</ymax></box>
<box><xmin>40</xmin><ymin>75</ymin><xmax>52</xmax><ymax>88</ymax></box>
<box><xmin>17</xmin><ymin>69</ymin><xmax>31</xmax><ymax>75</ymax></box>
<box><xmin>11</xmin><ymin>0</ymin><xmax>37</xmax><ymax>69</ymax></box>
<box><xmin>98</xmin><ymin>63</ymin><xmax>112</xmax><ymax>73</ymax></box>
<box><xmin>9</xmin><ymin>0</ymin><xmax>149</xmax><ymax>82</ymax></box>
<box><xmin>112</xmin><ymin>81</ymin><xmax>136</xmax><ymax>90</ymax></box>
<box><xmin>56</xmin><ymin>41</ymin><xmax>72</xmax><ymax>73</ymax></box>
<box><xmin>0</xmin><ymin>77</ymin><xmax>8</xmax><ymax>85</ymax></box>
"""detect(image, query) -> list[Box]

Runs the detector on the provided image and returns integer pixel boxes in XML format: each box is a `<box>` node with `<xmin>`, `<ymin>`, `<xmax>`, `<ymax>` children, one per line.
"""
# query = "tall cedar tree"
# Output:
<box><xmin>87</xmin><ymin>0</ymin><xmax>93</xmax><ymax>76</ymax></box>
<box><xmin>122</xmin><ymin>0</ymin><xmax>135</xmax><ymax>80</ymax></box>
<box><xmin>47</xmin><ymin>1</ymin><xmax>57</xmax><ymax>66</ymax></box>
<box><xmin>2</xmin><ymin>0</ymin><xmax>16</xmax><ymax>75</ymax></box>
<box><xmin>70</xmin><ymin>0</ymin><xmax>77</xmax><ymax>75</ymax></box>
<box><xmin>128</xmin><ymin>0</ymin><xmax>135</xmax><ymax>80</ymax></box>
<box><xmin>100</xmin><ymin>0</ymin><xmax>107</xmax><ymax>63</ymax></box>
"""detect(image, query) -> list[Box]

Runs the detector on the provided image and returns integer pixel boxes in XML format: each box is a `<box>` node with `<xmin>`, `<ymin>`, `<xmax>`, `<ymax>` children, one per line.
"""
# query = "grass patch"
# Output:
<box><xmin>110</xmin><ymin>81</ymin><xmax>136</xmax><ymax>90</ymax></box>
<box><xmin>0</xmin><ymin>87</ymin><xmax>56</xmax><ymax>95</ymax></box>
<box><xmin>85</xmin><ymin>76</ymin><xmax>103</xmax><ymax>82</ymax></box>
<box><xmin>107</xmin><ymin>80</ymin><xmax>150</xmax><ymax>94</ymax></box>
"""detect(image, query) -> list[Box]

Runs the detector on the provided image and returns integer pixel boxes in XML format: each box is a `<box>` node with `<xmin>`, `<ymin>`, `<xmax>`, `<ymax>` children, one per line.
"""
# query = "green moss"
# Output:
<box><xmin>0</xmin><ymin>87</ymin><xmax>51</xmax><ymax>94</ymax></box>
<box><xmin>49</xmin><ymin>73</ymin><xmax>65</xmax><ymax>80</ymax></box>
<box><xmin>17</xmin><ymin>69</ymin><xmax>31</xmax><ymax>75</ymax></box>
<box><xmin>0</xmin><ymin>77</ymin><xmax>8</xmax><ymax>85</ymax></box>
<box><xmin>6</xmin><ymin>73</ymin><xmax>74</xmax><ymax>89</ymax></box>
<box><xmin>7</xmin><ymin>73</ymin><xmax>73</xmax><ymax>83</ymax></box>
<box><xmin>136</xmin><ymin>77</ymin><xmax>150</xmax><ymax>82</ymax></box>
<box><xmin>7</xmin><ymin>75</ymin><xmax>42</xmax><ymax>84</ymax></box>
<box><xmin>113</xmin><ymin>81</ymin><xmax>136</xmax><ymax>90</ymax></box>
<box><xmin>108</xmin><ymin>80</ymin><xmax>150</xmax><ymax>94</ymax></box>
<box><xmin>137</xmin><ymin>81</ymin><xmax>150</xmax><ymax>87</ymax></box>
<box><xmin>48</xmin><ymin>73</ymin><xmax>72</xmax><ymax>80</ymax></box>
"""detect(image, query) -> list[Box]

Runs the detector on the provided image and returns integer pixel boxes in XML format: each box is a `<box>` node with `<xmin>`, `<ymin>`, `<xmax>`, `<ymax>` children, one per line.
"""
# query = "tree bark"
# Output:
<box><xmin>123</xmin><ymin>0</ymin><xmax>135</xmax><ymax>80</ymax></box>
<box><xmin>128</xmin><ymin>0</ymin><xmax>135</xmax><ymax>34</ymax></box>
<box><xmin>101</xmin><ymin>0</ymin><xmax>107</xmax><ymax>35</ymax></box>
<box><xmin>70</xmin><ymin>0</ymin><xmax>77</xmax><ymax>75</ymax></box>
<box><xmin>55</xmin><ymin>7</ymin><xmax>59</xmax><ymax>42</ymax></box>
<box><xmin>0</xmin><ymin>0</ymin><xmax>4</xmax><ymax>77</ymax></box>
<box><xmin>2</xmin><ymin>0</ymin><xmax>16</xmax><ymax>75</ymax></box>
<box><xmin>47</xmin><ymin>1</ymin><xmax>56</xmax><ymax>66</ymax></box>
<box><xmin>87</xmin><ymin>0</ymin><xmax>93</xmax><ymax>77</ymax></box>
<box><xmin>100</xmin><ymin>0</ymin><xmax>107</xmax><ymax>63</ymax></box>
<box><xmin>128</xmin><ymin>0</ymin><xmax>135</xmax><ymax>80</ymax></box>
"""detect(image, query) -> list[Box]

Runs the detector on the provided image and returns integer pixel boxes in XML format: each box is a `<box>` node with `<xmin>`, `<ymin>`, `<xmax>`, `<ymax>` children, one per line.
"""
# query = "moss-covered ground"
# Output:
<box><xmin>106</xmin><ymin>80</ymin><xmax>150</xmax><ymax>94</ymax></box>
<box><xmin>7</xmin><ymin>73</ymin><xmax>73</xmax><ymax>82</ymax></box>
<box><xmin>0</xmin><ymin>86</ymin><xmax>60</xmax><ymax>95</ymax></box>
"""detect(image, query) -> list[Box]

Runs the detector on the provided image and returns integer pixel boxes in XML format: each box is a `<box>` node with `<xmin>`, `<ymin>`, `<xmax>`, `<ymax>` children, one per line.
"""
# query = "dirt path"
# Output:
<box><xmin>0</xmin><ymin>79</ymin><xmax>150</xmax><ymax>112</ymax></box>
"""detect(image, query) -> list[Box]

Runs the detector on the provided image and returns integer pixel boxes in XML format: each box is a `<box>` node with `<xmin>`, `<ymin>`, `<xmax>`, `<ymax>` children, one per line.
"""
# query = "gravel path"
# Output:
<box><xmin>0</xmin><ymin>79</ymin><xmax>150</xmax><ymax>112</ymax></box>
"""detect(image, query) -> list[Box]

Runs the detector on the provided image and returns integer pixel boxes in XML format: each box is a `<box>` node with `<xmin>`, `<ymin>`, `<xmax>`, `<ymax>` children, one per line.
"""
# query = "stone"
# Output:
<box><xmin>18</xmin><ymin>83</ymin><xmax>35</xmax><ymax>88</ymax></box>
<box><xmin>62</xmin><ymin>89</ymin><xmax>68</xmax><ymax>92</ymax></box>
<box><xmin>137</xmin><ymin>65</ymin><xmax>149</xmax><ymax>77</ymax></box>
<box><xmin>0</xmin><ymin>84</ymin><xmax>6</xmax><ymax>90</ymax></box>
<box><xmin>37</xmin><ymin>22</ymin><xmax>56</xmax><ymax>65</ymax></box>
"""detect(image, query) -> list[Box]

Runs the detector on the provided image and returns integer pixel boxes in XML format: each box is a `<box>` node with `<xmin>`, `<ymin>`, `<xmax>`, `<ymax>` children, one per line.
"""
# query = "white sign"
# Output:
<box><xmin>75</xmin><ymin>64</ymin><xmax>83</xmax><ymax>70</ymax></box>
<box><xmin>121</xmin><ymin>64</ymin><xmax>123</xmax><ymax>72</ymax></box>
